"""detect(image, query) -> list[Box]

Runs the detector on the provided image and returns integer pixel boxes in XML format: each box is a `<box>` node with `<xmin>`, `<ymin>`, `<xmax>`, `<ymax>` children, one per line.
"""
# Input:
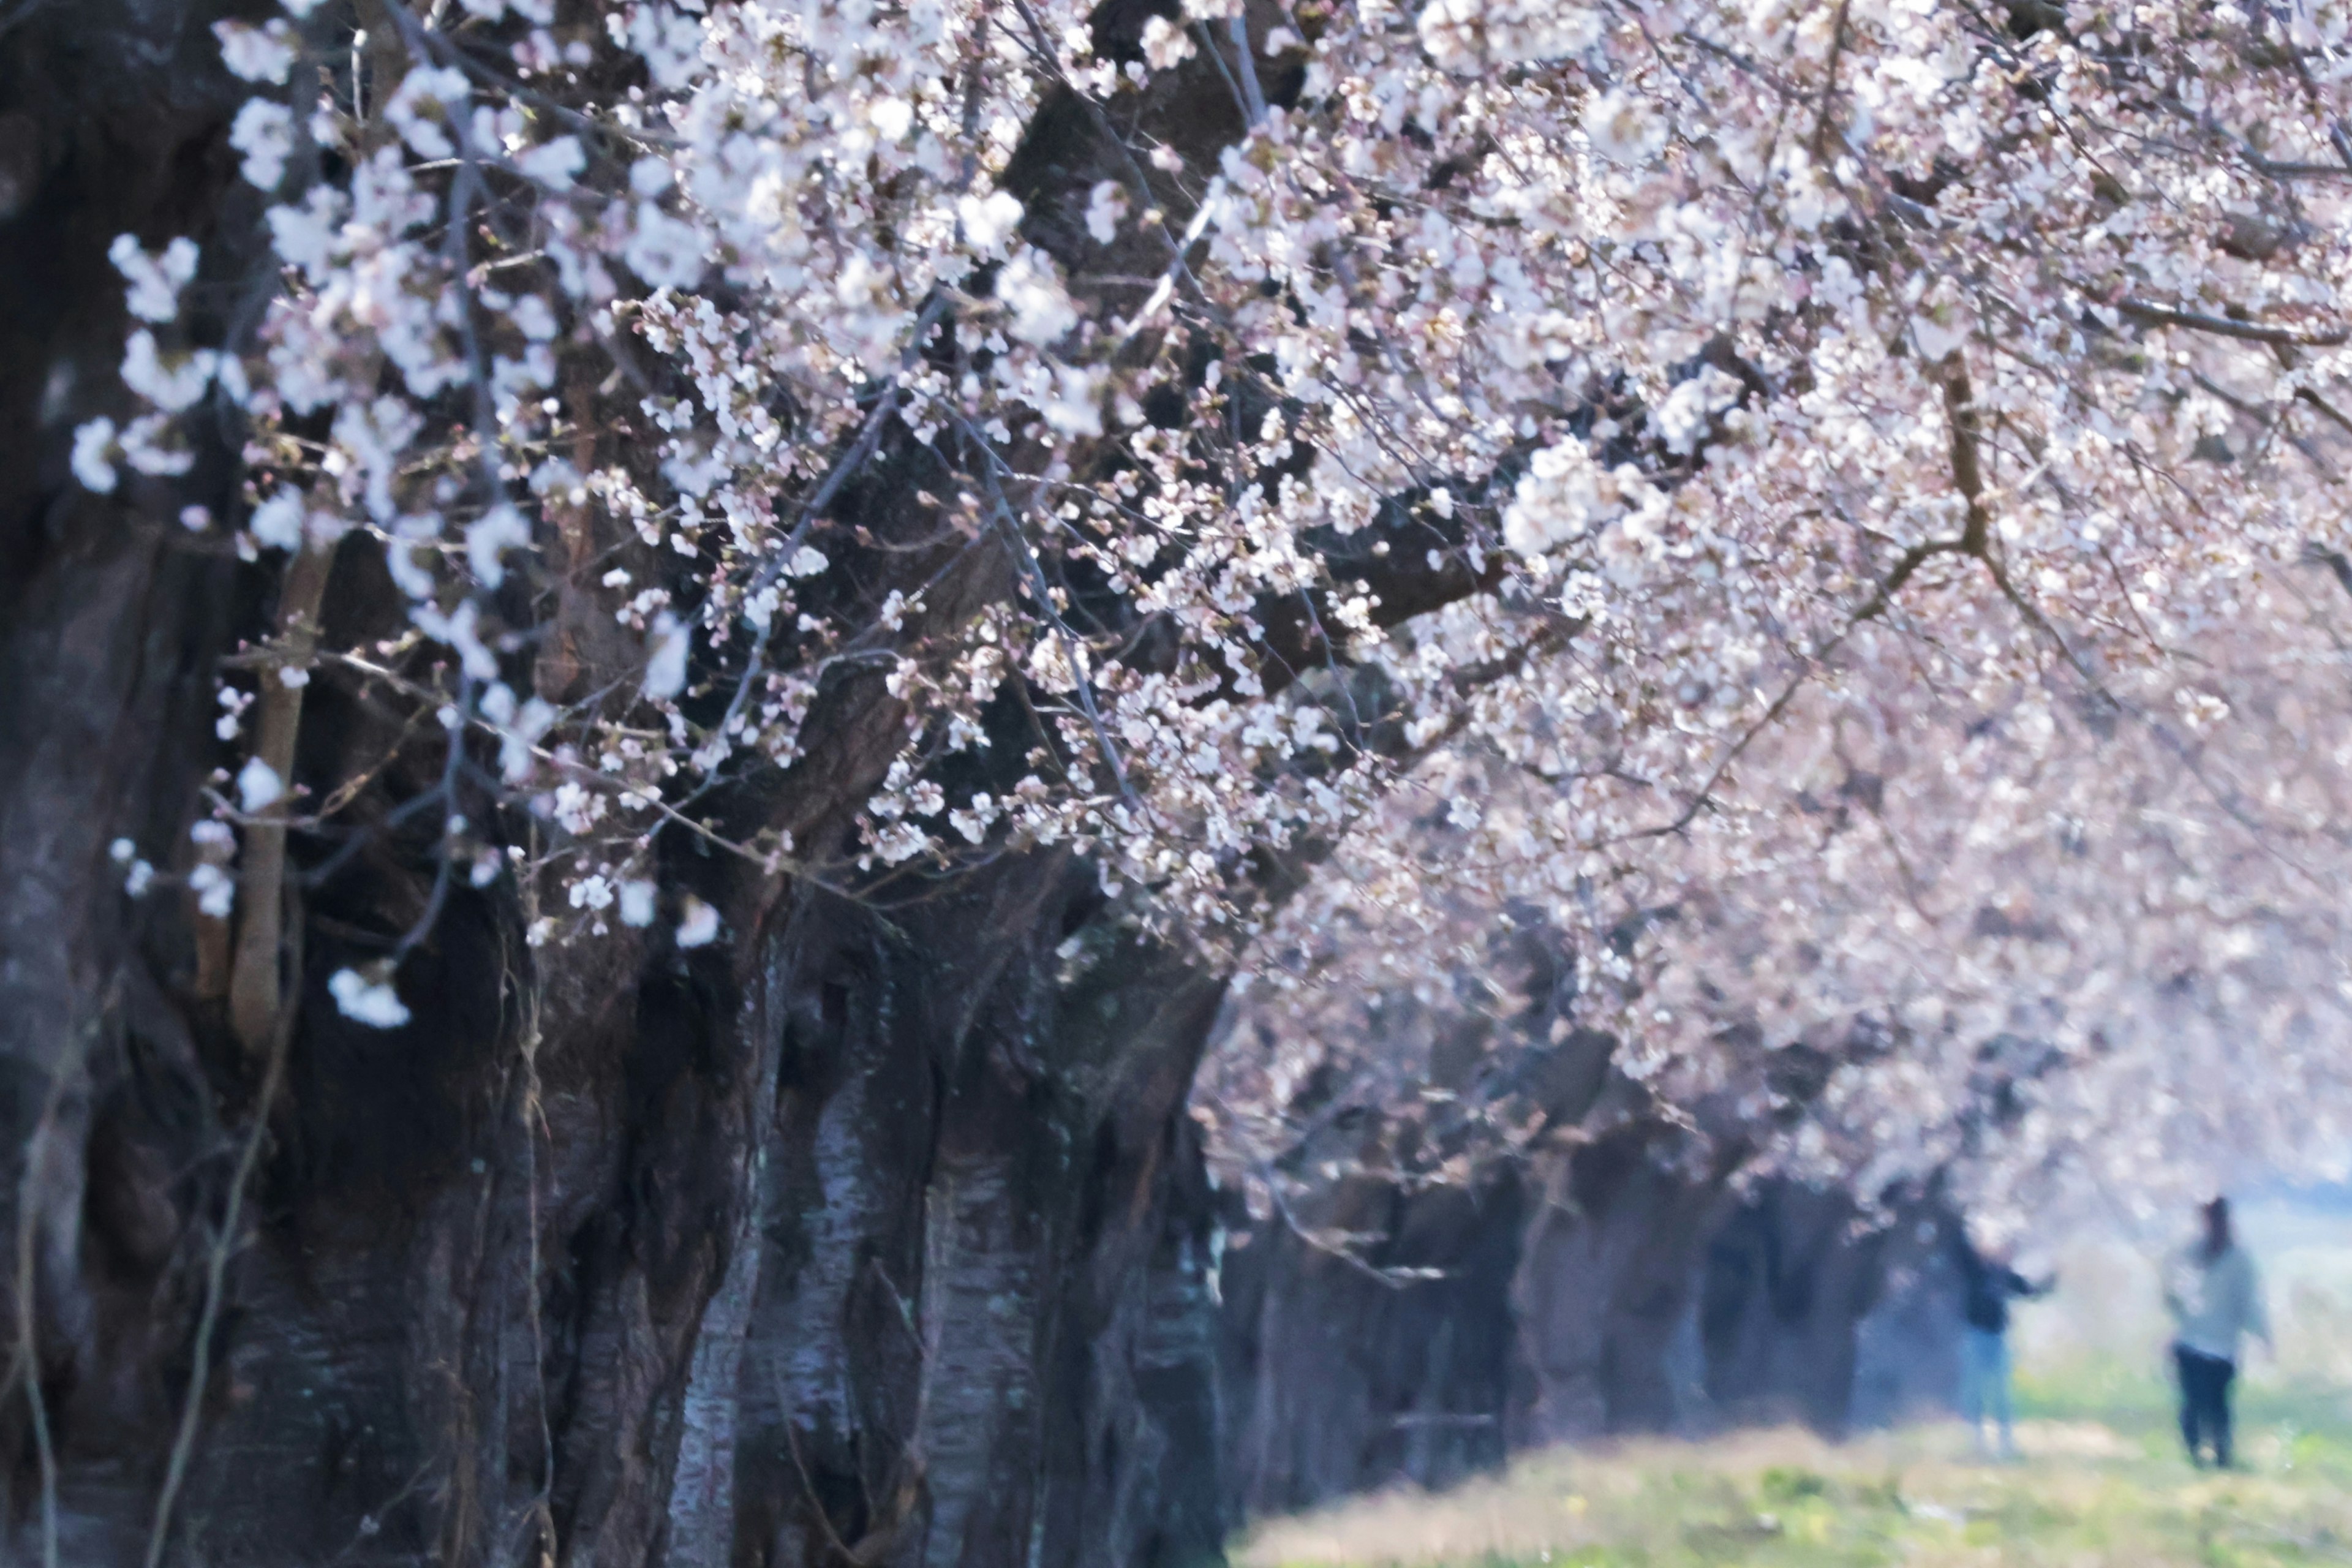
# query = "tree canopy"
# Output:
<box><xmin>83</xmin><ymin>0</ymin><xmax>2352</xmax><ymax>1230</ymax></box>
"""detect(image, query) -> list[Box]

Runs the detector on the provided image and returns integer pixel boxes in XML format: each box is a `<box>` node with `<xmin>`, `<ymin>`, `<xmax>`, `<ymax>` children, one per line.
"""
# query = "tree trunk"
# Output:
<box><xmin>1215</xmin><ymin>1062</ymin><xmax>1965</xmax><ymax>1525</ymax></box>
<box><xmin>0</xmin><ymin>6</ymin><xmax>1247</xmax><ymax>1564</ymax></box>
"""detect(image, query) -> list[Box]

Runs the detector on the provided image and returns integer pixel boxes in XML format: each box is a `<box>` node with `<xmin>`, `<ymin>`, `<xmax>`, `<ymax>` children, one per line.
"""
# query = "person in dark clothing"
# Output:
<box><xmin>2164</xmin><ymin>1197</ymin><xmax>2269</xmax><ymax>1469</ymax></box>
<box><xmin>1954</xmin><ymin>1232</ymin><xmax>2053</xmax><ymax>1458</ymax></box>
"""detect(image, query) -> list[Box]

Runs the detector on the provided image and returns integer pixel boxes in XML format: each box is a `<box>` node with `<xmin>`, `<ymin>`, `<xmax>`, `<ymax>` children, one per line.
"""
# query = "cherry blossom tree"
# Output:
<box><xmin>16</xmin><ymin>0</ymin><xmax>2352</xmax><ymax>1556</ymax></box>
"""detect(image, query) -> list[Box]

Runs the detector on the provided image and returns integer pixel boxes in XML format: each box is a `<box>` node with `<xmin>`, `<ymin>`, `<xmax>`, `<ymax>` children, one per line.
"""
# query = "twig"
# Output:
<box><xmin>1809</xmin><ymin>0</ymin><xmax>1853</xmax><ymax>161</ymax></box>
<box><xmin>1228</xmin><ymin>13</ymin><xmax>1268</xmax><ymax>126</ymax></box>
<box><xmin>317</xmin><ymin>649</ymin><xmax>835</xmax><ymax>886</ymax></box>
<box><xmin>389</xmin><ymin>676</ymin><xmax>472</xmax><ymax>965</ymax></box>
<box><xmin>146</xmin><ymin>899</ymin><xmax>303</xmax><ymax>1568</ymax></box>
<box><xmin>293</xmin><ymin>783</ymin><xmax>450</xmax><ymax>892</ymax></box>
<box><xmin>507</xmin><ymin>876</ymin><xmax>557</xmax><ymax>1566</ymax></box>
<box><xmin>229</xmin><ymin>540</ymin><xmax>336</xmax><ymax>1056</ymax></box>
<box><xmin>1940</xmin><ymin>363</ymin><xmax>1991</xmax><ymax>557</ymax></box>
<box><xmin>1257</xmin><ymin>1161</ymin><xmax>1450</xmax><ymax>1291</ymax></box>
<box><xmin>2296</xmin><ymin>385</ymin><xmax>2352</xmax><ymax>439</ymax></box>
<box><xmin>992</xmin><ymin>499</ymin><xmax>1143</xmax><ymax>810</ymax></box>
<box><xmin>1114</xmin><ymin>180</ymin><xmax>1228</xmax><ymax>350</ymax></box>
<box><xmin>693</xmin><ymin>295</ymin><xmax>951</xmax><ymax>795</ymax></box>
<box><xmin>2116</xmin><ymin>298</ymin><xmax>2350</xmax><ymax>347</ymax></box>
<box><xmin>957</xmin><ymin>425</ymin><xmax>1147</xmax><ymax>812</ymax></box>
<box><xmin>9</xmin><ymin>1015</ymin><xmax>95</xmax><ymax>1568</ymax></box>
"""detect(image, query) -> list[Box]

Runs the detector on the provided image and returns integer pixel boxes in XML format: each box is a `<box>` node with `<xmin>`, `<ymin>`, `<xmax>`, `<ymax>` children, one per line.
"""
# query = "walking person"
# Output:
<box><xmin>1955</xmin><ymin>1229</ymin><xmax>2052</xmax><ymax>1459</ymax></box>
<box><xmin>2165</xmin><ymin>1196</ymin><xmax>2269</xmax><ymax>1469</ymax></box>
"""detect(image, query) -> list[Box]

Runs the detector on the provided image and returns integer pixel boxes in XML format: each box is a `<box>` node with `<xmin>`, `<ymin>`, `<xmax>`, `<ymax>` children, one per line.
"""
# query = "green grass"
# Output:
<box><xmin>1233</xmin><ymin>1371</ymin><xmax>2352</xmax><ymax>1568</ymax></box>
<box><xmin>2018</xmin><ymin>1352</ymin><xmax>2352</xmax><ymax>1446</ymax></box>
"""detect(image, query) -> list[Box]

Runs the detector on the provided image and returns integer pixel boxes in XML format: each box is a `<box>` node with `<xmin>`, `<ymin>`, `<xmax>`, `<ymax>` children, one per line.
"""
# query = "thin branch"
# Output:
<box><xmin>692</xmin><ymin>296</ymin><xmax>951</xmax><ymax>796</ymax></box>
<box><xmin>389</xmin><ymin>676</ymin><xmax>472</xmax><ymax>965</ymax></box>
<box><xmin>1193</xmin><ymin>19</ymin><xmax>1256</xmax><ymax>128</ymax></box>
<box><xmin>1257</xmin><ymin>1162</ymin><xmax>1450</xmax><ymax>1291</ymax></box>
<box><xmin>292</xmin><ymin>783</ymin><xmax>449</xmax><ymax>892</ymax></box>
<box><xmin>507</xmin><ymin>849</ymin><xmax>557</xmax><ymax>1568</ymax></box>
<box><xmin>8</xmin><ymin>1014</ymin><xmax>94</xmax><ymax>1568</ymax></box>
<box><xmin>1617</xmin><ymin>355</ymin><xmax>2001</xmax><ymax>845</ymax></box>
<box><xmin>1808</xmin><ymin>0</ymin><xmax>1853</xmax><ymax>161</ymax></box>
<box><xmin>1228</xmin><ymin>13</ymin><xmax>1268</xmax><ymax>126</ymax></box>
<box><xmin>146</xmin><ymin>902</ymin><xmax>303</xmax><ymax>1568</ymax></box>
<box><xmin>317</xmin><ymin>650</ymin><xmax>834</xmax><ymax>885</ymax></box>
<box><xmin>228</xmin><ymin>539</ymin><xmax>335</xmax><ymax>1056</ymax></box>
<box><xmin>988</xmin><ymin>496</ymin><xmax>1144</xmax><ymax>811</ymax></box>
<box><xmin>1940</xmin><ymin>363</ymin><xmax>1992</xmax><ymax>556</ymax></box>
<box><xmin>2296</xmin><ymin>385</ymin><xmax>2352</xmax><ymax>440</ymax></box>
<box><xmin>1114</xmin><ymin>181</ymin><xmax>1228</xmax><ymax>350</ymax></box>
<box><xmin>2116</xmin><ymin>298</ymin><xmax>2351</xmax><ymax>347</ymax></box>
<box><xmin>2305</xmin><ymin>543</ymin><xmax>2352</xmax><ymax>604</ymax></box>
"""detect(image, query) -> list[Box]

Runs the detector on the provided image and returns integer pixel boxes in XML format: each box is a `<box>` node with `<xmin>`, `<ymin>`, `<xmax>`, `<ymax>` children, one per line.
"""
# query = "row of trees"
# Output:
<box><xmin>7</xmin><ymin>0</ymin><xmax>2352</xmax><ymax>1558</ymax></box>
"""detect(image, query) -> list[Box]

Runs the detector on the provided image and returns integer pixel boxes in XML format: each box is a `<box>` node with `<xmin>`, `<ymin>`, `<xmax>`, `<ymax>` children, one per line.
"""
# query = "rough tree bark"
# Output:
<box><xmin>1214</xmin><ymin>1018</ymin><xmax>1967</xmax><ymax>1521</ymax></box>
<box><xmin>0</xmin><ymin>3</ymin><xmax>1404</xmax><ymax>1564</ymax></box>
<box><xmin>1219</xmin><ymin>1148</ymin><xmax>1961</xmax><ymax>1521</ymax></box>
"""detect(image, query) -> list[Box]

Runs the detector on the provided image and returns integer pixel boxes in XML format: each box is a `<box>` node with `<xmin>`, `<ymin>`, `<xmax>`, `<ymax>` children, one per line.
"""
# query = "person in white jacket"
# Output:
<box><xmin>2163</xmin><ymin>1197</ymin><xmax>2270</xmax><ymax>1469</ymax></box>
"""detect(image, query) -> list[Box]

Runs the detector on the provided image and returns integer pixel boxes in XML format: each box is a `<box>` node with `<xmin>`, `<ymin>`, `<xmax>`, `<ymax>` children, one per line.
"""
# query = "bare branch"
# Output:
<box><xmin>228</xmin><ymin>539</ymin><xmax>334</xmax><ymax>1056</ymax></box>
<box><xmin>2116</xmin><ymin>298</ymin><xmax>2351</xmax><ymax>347</ymax></box>
<box><xmin>146</xmin><ymin>906</ymin><xmax>303</xmax><ymax>1568</ymax></box>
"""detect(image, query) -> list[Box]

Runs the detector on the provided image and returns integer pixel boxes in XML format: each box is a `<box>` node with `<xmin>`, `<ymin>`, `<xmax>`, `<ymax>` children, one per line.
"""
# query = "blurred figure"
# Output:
<box><xmin>2164</xmin><ymin>1196</ymin><xmax>2269</xmax><ymax>1469</ymax></box>
<box><xmin>1956</xmin><ymin>1229</ymin><xmax>2053</xmax><ymax>1459</ymax></box>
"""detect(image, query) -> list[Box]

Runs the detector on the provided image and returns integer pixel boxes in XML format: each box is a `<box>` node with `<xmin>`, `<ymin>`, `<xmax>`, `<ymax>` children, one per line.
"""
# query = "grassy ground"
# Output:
<box><xmin>1232</xmin><ymin>1378</ymin><xmax>2352</xmax><ymax>1568</ymax></box>
<box><xmin>1237</xmin><ymin>1202</ymin><xmax>2352</xmax><ymax>1567</ymax></box>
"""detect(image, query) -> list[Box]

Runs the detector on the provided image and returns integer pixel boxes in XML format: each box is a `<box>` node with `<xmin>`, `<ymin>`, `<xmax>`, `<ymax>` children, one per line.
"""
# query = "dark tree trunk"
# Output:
<box><xmin>0</xmin><ymin>5</ymin><xmax>1250</xmax><ymax>1564</ymax></box>
<box><xmin>1506</xmin><ymin>1124</ymin><xmax>1732</xmax><ymax>1445</ymax></box>
<box><xmin>1694</xmin><ymin>1182</ymin><xmax>1888</xmax><ymax>1434</ymax></box>
<box><xmin>1217</xmin><ymin>1174</ymin><xmax>1524</xmax><ymax>1520</ymax></box>
<box><xmin>1214</xmin><ymin>1058</ymin><xmax>1964</xmax><ymax>1526</ymax></box>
